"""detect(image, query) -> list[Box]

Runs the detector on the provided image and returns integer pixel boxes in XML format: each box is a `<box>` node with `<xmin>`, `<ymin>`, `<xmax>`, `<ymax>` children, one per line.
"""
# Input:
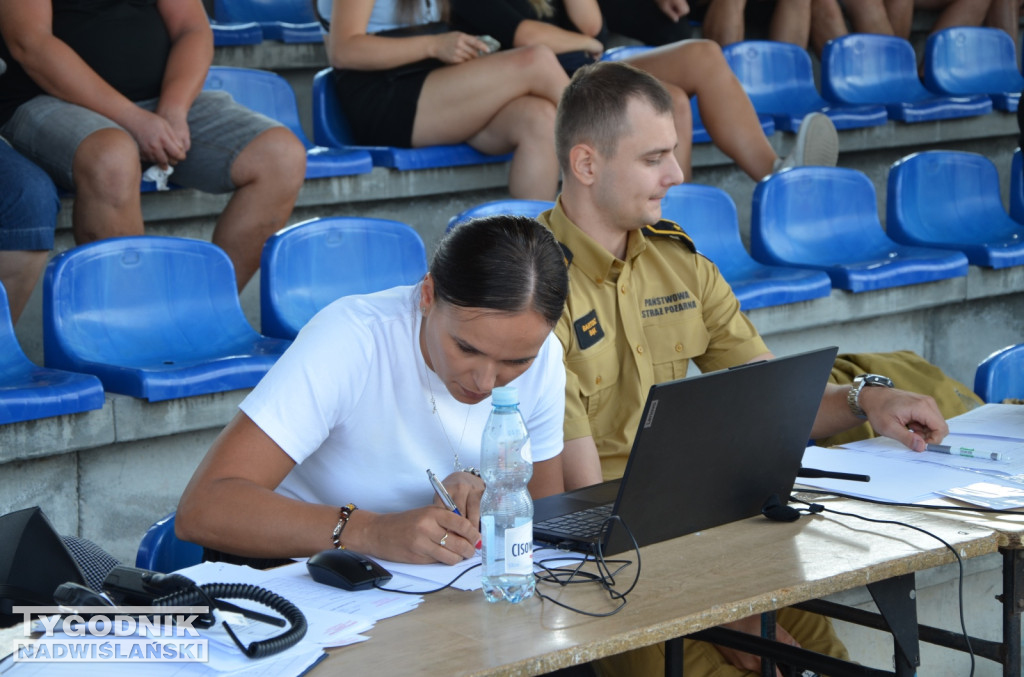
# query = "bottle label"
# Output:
<box><xmin>504</xmin><ymin>521</ymin><xmax>533</xmax><ymax>575</ymax></box>
<box><xmin>521</xmin><ymin>439</ymin><xmax>532</xmax><ymax>463</ymax></box>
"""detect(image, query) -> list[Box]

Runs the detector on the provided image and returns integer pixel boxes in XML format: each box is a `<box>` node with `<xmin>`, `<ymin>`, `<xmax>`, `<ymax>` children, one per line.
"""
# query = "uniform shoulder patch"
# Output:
<box><xmin>642</xmin><ymin>219</ymin><xmax>696</xmax><ymax>253</ymax></box>
<box><xmin>573</xmin><ymin>309</ymin><xmax>604</xmax><ymax>350</ymax></box>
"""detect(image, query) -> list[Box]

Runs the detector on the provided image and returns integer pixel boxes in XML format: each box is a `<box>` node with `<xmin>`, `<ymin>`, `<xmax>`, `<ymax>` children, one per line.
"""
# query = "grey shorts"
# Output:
<box><xmin>0</xmin><ymin>90</ymin><xmax>281</xmax><ymax>194</ymax></box>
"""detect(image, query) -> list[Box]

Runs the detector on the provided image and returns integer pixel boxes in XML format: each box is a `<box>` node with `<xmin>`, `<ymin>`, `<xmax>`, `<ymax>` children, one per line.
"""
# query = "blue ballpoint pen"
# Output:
<box><xmin>427</xmin><ymin>469</ymin><xmax>462</xmax><ymax>516</ymax></box>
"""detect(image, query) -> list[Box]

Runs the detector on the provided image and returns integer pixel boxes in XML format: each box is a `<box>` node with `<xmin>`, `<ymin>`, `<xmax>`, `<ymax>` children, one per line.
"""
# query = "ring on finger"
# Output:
<box><xmin>439</xmin><ymin>529</ymin><xmax>449</xmax><ymax>547</ymax></box>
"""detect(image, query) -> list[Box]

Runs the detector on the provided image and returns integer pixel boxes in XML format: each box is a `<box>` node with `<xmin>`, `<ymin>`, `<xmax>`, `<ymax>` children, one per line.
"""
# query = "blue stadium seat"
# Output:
<box><xmin>43</xmin><ymin>236</ymin><xmax>291</xmax><ymax>402</ymax></box>
<box><xmin>722</xmin><ymin>41</ymin><xmax>888</xmax><ymax>132</ymax></box>
<box><xmin>261</xmin><ymin>217</ymin><xmax>428</xmax><ymax>340</ymax></box>
<box><xmin>661</xmin><ymin>184</ymin><xmax>832</xmax><ymax>310</ymax></box>
<box><xmin>1012</xmin><ymin>148</ymin><xmax>1024</xmax><ymax>224</ymax></box>
<box><xmin>204</xmin><ymin>66</ymin><xmax>372</xmax><ymax>179</ymax></box>
<box><xmin>601</xmin><ymin>46</ymin><xmax>775</xmax><ymax>142</ymax></box>
<box><xmin>887</xmin><ymin>151</ymin><xmax>1024</xmax><ymax>268</ymax></box>
<box><xmin>923</xmin><ymin>27</ymin><xmax>1024</xmax><ymax>112</ymax></box>
<box><xmin>821</xmin><ymin>34</ymin><xmax>993</xmax><ymax>123</ymax></box>
<box><xmin>446</xmin><ymin>199</ymin><xmax>555</xmax><ymax>232</ymax></box>
<box><xmin>0</xmin><ymin>283</ymin><xmax>104</xmax><ymax>425</ymax></box>
<box><xmin>311</xmin><ymin>68</ymin><xmax>513</xmax><ymax>170</ymax></box>
<box><xmin>210</xmin><ymin>20</ymin><xmax>263</xmax><ymax>46</ymax></box>
<box><xmin>751</xmin><ymin>167</ymin><xmax>969</xmax><ymax>292</ymax></box>
<box><xmin>214</xmin><ymin>0</ymin><xmax>322</xmax><ymax>43</ymax></box>
<box><xmin>974</xmin><ymin>344</ymin><xmax>1024</xmax><ymax>402</ymax></box>
<box><xmin>136</xmin><ymin>512</ymin><xmax>203</xmax><ymax>574</ymax></box>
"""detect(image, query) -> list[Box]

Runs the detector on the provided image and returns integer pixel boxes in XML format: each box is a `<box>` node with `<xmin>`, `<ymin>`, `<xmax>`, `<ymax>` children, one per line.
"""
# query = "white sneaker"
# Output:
<box><xmin>776</xmin><ymin>112</ymin><xmax>839</xmax><ymax>172</ymax></box>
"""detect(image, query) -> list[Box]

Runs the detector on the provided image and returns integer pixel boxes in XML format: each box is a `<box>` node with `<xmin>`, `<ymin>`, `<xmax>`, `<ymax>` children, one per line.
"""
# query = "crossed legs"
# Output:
<box><xmin>414</xmin><ymin>45</ymin><xmax>569</xmax><ymax>200</ymax></box>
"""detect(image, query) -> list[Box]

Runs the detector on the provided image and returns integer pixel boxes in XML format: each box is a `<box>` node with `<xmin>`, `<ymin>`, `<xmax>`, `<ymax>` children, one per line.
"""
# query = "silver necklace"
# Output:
<box><xmin>417</xmin><ymin>303</ymin><xmax>472</xmax><ymax>472</ymax></box>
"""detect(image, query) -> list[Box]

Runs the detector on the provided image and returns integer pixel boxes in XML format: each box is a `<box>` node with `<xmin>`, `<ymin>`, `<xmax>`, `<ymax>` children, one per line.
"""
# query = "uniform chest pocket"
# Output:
<box><xmin>645</xmin><ymin>321</ymin><xmax>709</xmax><ymax>383</ymax></box>
<box><xmin>567</xmin><ymin>343</ymin><xmax>620</xmax><ymax>424</ymax></box>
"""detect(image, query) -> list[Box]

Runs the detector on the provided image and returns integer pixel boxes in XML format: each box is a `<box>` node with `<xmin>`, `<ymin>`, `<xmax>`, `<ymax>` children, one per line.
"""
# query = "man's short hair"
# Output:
<box><xmin>555</xmin><ymin>61</ymin><xmax>674</xmax><ymax>172</ymax></box>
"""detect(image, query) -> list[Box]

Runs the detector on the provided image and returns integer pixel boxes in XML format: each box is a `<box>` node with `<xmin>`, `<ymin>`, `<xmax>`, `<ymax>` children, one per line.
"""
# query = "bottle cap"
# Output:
<box><xmin>491</xmin><ymin>386</ymin><xmax>518</xmax><ymax>406</ymax></box>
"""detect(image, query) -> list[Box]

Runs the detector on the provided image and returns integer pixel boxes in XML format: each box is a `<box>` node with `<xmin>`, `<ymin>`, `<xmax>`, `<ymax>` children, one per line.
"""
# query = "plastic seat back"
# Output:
<box><xmin>1011</xmin><ymin>148</ymin><xmax>1024</xmax><ymax>224</ymax></box>
<box><xmin>723</xmin><ymin>41</ymin><xmax>887</xmax><ymax>131</ymax></box>
<box><xmin>44</xmin><ymin>236</ymin><xmax>291</xmax><ymax>401</ymax></box>
<box><xmin>447</xmin><ymin>199</ymin><xmax>555</xmax><ymax>232</ymax></box>
<box><xmin>210</xmin><ymin>20</ymin><xmax>263</xmax><ymax>46</ymax></box>
<box><xmin>135</xmin><ymin>513</ymin><xmax>203</xmax><ymax>574</ymax></box>
<box><xmin>821</xmin><ymin>34</ymin><xmax>993</xmax><ymax>122</ymax></box>
<box><xmin>204</xmin><ymin>66</ymin><xmax>372</xmax><ymax>178</ymax></box>
<box><xmin>311</xmin><ymin>68</ymin><xmax>511</xmax><ymax>170</ymax></box>
<box><xmin>660</xmin><ymin>184</ymin><xmax>831</xmax><ymax>309</ymax></box>
<box><xmin>887</xmin><ymin>151</ymin><xmax>1024</xmax><ymax>268</ymax></box>
<box><xmin>751</xmin><ymin>167</ymin><xmax>969</xmax><ymax>292</ymax></box>
<box><xmin>974</xmin><ymin>344</ymin><xmax>1024</xmax><ymax>402</ymax></box>
<box><xmin>0</xmin><ymin>283</ymin><xmax>104</xmax><ymax>424</ymax></box>
<box><xmin>261</xmin><ymin>217</ymin><xmax>428</xmax><ymax>340</ymax></box>
<box><xmin>214</xmin><ymin>0</ymin><xmax>322</xmax><ymax>42</ymax></box>
<box><xmin>924</xmin><ymin>27</ymin><xmax>1024</xmax><ymax>110</ymax></box>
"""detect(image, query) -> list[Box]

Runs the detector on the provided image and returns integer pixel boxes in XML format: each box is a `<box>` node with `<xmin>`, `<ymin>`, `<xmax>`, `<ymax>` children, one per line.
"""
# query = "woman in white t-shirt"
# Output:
<box><xmin>177</xmin><ymin>215</ymin><xmax>570</xmax><ymax>565</ymax></box>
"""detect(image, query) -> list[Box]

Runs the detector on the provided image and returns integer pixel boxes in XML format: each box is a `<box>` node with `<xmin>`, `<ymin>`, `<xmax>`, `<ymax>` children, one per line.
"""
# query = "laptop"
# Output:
<box><xmin>534</xmin><ymin>346</ymin><xmax>839</xmax><ymax>555</ymax></box>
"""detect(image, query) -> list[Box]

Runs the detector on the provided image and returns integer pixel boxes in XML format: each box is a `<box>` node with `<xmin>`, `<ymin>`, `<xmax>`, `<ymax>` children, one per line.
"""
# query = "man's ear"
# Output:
<box><xmin>568</xmin><ymin>143</ymin><xmax>598</xmax><ymax>186</ymax></box>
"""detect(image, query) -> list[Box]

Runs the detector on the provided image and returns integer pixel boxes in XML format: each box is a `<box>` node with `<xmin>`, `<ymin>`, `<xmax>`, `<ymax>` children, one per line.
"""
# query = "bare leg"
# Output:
<box><xmin>464</xmin><ymin>95</ymin><xmax>560</xmax><ymax>199</ymax></box>
<box><xmin>413</xmin><ymin>45</ymin><xmax>568</xmax><ymax>198</ymax></box>
<box><xmin>769</xmin><ymin>0</ymin><xmax>813</xmax><ymax>48</ymax></box>
<box><xmin>70</xmin><ymin>128</ymin><xmax>144</xmax><ymax>244</ymax></box>
<box><xmin>0</xmin><ymin>250</ymin><xmax>47</xmax><ymax>325</ymax></box>
<box><xmin>885</xmin><ymin>0</ymin><xmax>916</xmax><ymax>38</ymax></box>
<box><xmin>212</xmin><ymin>127</ymin><xmax>306</xmax><ymax>291</ymax></box>
<box><xmin>916</xmin><ymin>0</ymin><xmax>992</xmax><ymax>32</ymax></box>
<box><xmin>985</xmin><ymin>0</ymin><xmax>1022</xmax><ymax>65</ymax></box>
<box><xmin>701</xmin><ymin>0</ymin><xmax>749</xmax><ymax>46</ymax></box>
<box><xmin>844</xmin><ymin>0</ymin><xmax>902</xmax><ymax>33</ymax></box>
<box><xmin>626</xmin><ymin>39</ymin><xmax>778</xmax><ymax>180</ymax></box>
<box><xmin>810</xmin><ymin>0</ymin><xmax>851</xmax><ymax>55</ymax></box>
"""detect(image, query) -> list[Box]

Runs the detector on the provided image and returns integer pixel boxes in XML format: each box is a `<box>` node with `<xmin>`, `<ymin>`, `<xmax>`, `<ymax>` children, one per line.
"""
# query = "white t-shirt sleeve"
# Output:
<box><xmin>240</xmin><ymin>305</ymin><xmax>371</xmax><ymax>465</ymax></box>
<box><xmin>518</xmin><ymin>332</ymin><xmax>566</xmax><ymax>464</ymax></box>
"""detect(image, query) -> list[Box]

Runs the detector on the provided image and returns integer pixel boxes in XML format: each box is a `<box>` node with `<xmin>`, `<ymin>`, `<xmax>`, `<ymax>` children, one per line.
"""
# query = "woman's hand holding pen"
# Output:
<box><xmin>351</xmin><ymin>507</ymin><xmax>479</xmax><ymax>565</ymax></box>
<box><xmin>433</xmin><ymin>470</ymin><xmax>485</xmax><ymax>528</ymax></box>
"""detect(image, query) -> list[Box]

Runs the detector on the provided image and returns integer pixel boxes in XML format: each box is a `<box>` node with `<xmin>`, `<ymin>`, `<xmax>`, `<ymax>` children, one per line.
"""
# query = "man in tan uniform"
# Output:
<box><xmin>539</xmin><ymin>61</ymin><xmax>950</xmax><ymax>676</ymax></box>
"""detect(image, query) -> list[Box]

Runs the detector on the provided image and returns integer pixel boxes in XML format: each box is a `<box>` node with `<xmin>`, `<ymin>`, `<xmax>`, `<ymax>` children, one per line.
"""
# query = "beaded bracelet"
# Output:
<box><xmin>331</xmin><ymin>503</ymin><xmax>357</xmax><ymax>550</ymax></box>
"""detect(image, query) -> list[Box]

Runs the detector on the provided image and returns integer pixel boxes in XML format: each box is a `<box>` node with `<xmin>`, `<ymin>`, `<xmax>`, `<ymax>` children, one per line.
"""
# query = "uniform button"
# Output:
<box><xmin>596</xmin><ymin>277</ymin><xmax>603</xmax><ymax>284</ymax></box>
<box><xmin>595</xmin><ymin>376</ymin><xmax>602</xmax><ymax>385</ymax></box>
<box><xmin>636</xmin><ymin>345</ymin><xmax>644</xmax><ymax>354</ymax></box>
<box><xmin>675</xmin><ymin>343</ymin><xmax>683</xmax><ymax>352</ymax></box>
<box><xmin>620</xmin><ymin>285</ymin><xmax>627</xmax><ymax>294</ymax></box>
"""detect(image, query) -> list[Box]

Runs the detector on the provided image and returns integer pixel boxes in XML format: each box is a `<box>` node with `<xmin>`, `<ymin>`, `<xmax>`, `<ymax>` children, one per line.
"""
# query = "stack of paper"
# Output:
<box><xmin>799</xmin><ymin>404</ymin><xmax>1024</xmax><ymax>509</ymax></box>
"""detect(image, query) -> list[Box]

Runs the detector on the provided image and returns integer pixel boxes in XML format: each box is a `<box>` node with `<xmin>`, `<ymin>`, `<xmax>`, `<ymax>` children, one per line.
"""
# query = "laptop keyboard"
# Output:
<box><xmin>535</xmin><ymin>504</ymin><xmax>614</xmax><ymax>539</ymax></box>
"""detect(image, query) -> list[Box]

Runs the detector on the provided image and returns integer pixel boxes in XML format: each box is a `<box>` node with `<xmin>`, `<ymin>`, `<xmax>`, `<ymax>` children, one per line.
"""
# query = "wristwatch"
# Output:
<box><xmin>847</xmin><ymin>373</ymin><xmax>894</xmax><ymax>419</ymax></box>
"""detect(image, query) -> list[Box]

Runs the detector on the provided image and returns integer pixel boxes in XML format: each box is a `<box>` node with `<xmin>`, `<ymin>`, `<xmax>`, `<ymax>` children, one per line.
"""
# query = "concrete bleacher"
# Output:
<box><xmin>3</xmin><ymin>20</ymin><xmax>1023</xmax><ymax>675</ymax></box>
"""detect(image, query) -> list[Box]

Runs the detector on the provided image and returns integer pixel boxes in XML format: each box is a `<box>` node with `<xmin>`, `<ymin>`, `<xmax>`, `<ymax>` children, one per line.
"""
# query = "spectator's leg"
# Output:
<box><xmin>413</xmin><ymin>45</ymin><xmax>567</xmax><ymax>199</ymax></box>
<box><xmin>885</xmin><ymin>0</ymin><xmax>916</xmax><ymax>39</ymax></box>
<box><xmin>625</xmin><ymin>39</ymin><xmax>778</xmax><ymax>180</ymax></box>
<box><xmin>700</xmin><ymin>0</ymin><xmax>749</xmax><ymax>46</ymax></box>
<box><xmin>916</xmin><ymin>0</ymin><xmax>992</xmax><ymax>33</ymax></box>
<box><xmin>70</xmin><ymin>128</ymin><xmax>144</xmax><ymax>244</ymax></box>
<box><xmin>985</xmin><ymin>0</ymin><xmax>1021</xmax><ymax>65</ymax></box>
<box><xmin>598</xmin><ymin>0</ymin><xmax>694</xmax><ymax>45</ymax></box>
<box><xmin>769</xmin><ymin>0</ymin><xmax>813</xmax><ymax>48</ymax></box>
<box><xmin>0</xmin><ymin>142</ymin><xmax>58</xmax><ymax>324</ymax></box>
<box><xmin>212</xmin><ymin>127</ymin><xmax>305</xmax><ymax>291</ymax></box>
<box><xmin>810</xmin><ymin>0</ymin><xmax>851</xmax><ymax>55</ymax></box>
<box><xmin>0</xmin><ymin>251</ymin><xmax>47</xmax><ymax>324</ymax></box>
<box><xmin>843</xmin><ymin>0</ymin><xmax>901</xmax><ymax>34</ymax></box>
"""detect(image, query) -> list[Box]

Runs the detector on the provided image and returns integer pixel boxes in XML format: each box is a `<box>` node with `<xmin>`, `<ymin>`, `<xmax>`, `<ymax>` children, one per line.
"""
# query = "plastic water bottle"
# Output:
<box><xmin>480</xmin><ymin>386</ymin><xmax>535</xmax><ymax>603</ymax></box>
